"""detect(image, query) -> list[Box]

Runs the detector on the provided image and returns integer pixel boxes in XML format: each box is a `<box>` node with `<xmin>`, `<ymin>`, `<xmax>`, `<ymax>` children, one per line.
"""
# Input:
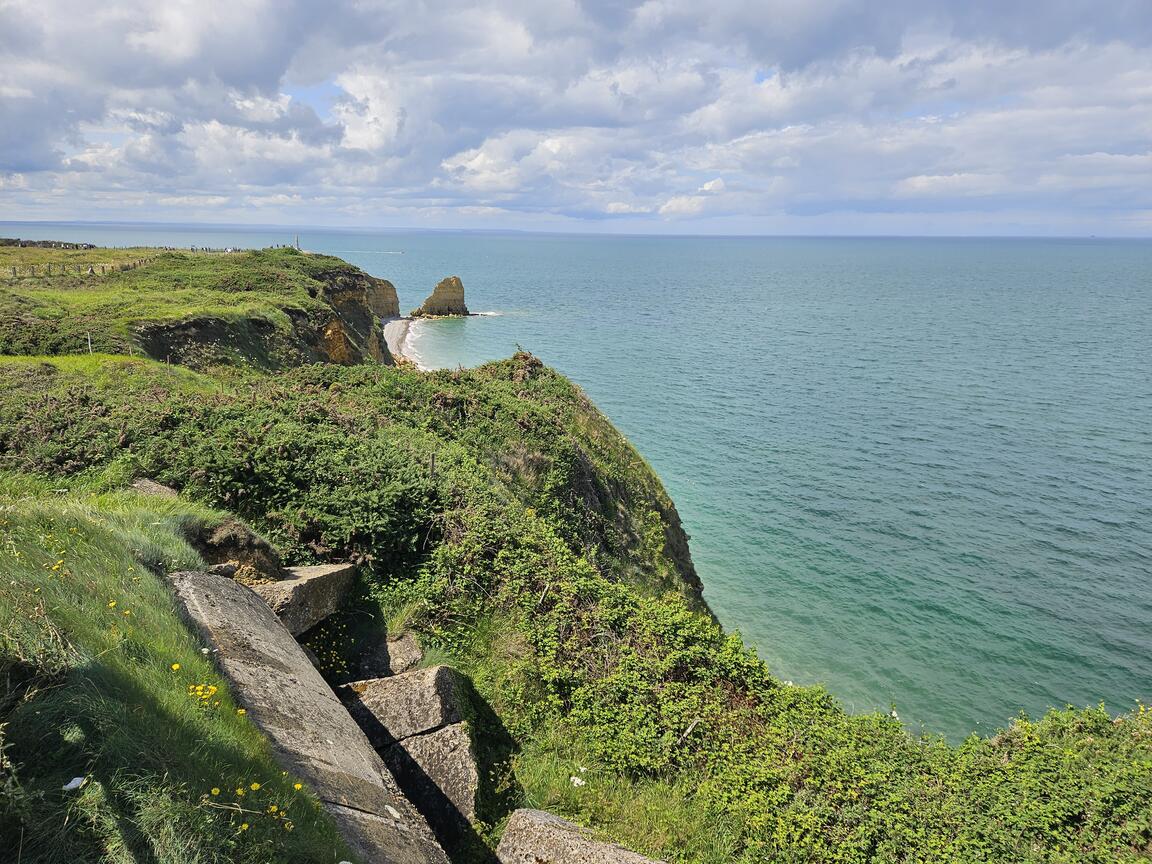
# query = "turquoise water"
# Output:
<box><xmin>6</xmin><ymin>222</ymin><xmax>1151</xmax><ymax>741</ymax></box>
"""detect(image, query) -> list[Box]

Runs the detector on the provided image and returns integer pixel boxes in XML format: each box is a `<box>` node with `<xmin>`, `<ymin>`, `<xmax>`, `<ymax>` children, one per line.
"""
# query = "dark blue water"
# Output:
<box><xmin>6</xmin><ymin>222</ymin><xmax>1151</xmax><ymax>740</ymax></box>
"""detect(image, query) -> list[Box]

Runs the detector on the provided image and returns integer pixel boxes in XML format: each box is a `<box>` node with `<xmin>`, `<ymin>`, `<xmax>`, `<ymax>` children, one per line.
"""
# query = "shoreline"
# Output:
<box><xmin>382</xmin><ymin>316</ymin><xmax>424</xmax><ymax>368</ymax></box>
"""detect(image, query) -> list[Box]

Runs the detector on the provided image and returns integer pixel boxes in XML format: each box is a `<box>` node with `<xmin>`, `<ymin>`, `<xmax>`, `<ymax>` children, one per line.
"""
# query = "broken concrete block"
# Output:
<box><xmin>385</xmin><ymin>722</ymin><xmax>480</xmax><ymax>825</ymax></box>
<box><xmin>358</xmin><ymin>631</ymin><xmax>424</xmax><ymax>678</ymax></box>
<box><xmin>252</xmin><ymin>563</ymin><xmax>356</xmax><ymax>635</ymax></box>
<box><xmin>340</xmin><ymin>665</ymin><xmax>464</xmax><ymax>747</ymax></box>
<box><xmin>167</xmin><ymin>570</ymin><xmax>448</xmax><ymax>864</ymax></box>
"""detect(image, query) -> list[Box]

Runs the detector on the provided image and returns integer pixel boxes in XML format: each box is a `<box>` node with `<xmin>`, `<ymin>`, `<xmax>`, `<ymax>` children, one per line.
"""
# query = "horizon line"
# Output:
<box><xmin>1</xmin><ymin>218</ymin><xmax>1148</xmax><ymax>242</ymax></box>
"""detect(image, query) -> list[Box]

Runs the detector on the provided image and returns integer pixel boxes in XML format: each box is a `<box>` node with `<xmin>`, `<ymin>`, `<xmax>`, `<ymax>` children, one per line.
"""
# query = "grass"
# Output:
<box><xmin>0</xmin><ymin>246</ymin><xmax>389</xmax><ymax>368</ymax></box>
<box><xmin>0</xmin><ymin>473</ymin><xmax>351</xmax><ymax>863</ymax></box>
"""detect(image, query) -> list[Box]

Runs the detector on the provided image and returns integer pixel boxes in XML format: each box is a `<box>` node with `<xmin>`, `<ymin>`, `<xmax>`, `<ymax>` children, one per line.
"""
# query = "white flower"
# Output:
<box><xmin>890</xmin><ymin>709</ymin><xmax>900</xmax><ymax>720</ymax></box>
<box><xmin>62</xmin><ymin>776</ymin><xmax>87</xmax><ymax>791</ymax></box>
<box><xmin>569</xmin><ymin>775</ymin><xmax>586</xmax><ymax>787</ymax></box>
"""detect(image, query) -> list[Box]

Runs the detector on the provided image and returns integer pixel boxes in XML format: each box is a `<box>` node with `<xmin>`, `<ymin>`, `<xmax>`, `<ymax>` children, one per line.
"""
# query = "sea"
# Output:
<box><xmin>5</xmin><ymin>221</ymin><xmax>1150</xmax><ymax>742</ymax></box>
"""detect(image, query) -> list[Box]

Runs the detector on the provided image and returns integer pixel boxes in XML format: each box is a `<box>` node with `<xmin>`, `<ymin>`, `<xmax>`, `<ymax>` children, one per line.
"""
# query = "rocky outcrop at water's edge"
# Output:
<box><xmin>412</xmin><ymin>276</ymin><xmax>470</xmax><ymax>317</ymax></box>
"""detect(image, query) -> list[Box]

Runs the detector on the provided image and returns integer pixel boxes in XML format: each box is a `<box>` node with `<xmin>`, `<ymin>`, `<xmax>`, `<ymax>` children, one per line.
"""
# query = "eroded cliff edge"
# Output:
<box><xmin>0</xmin><ymin>246</ymin><xmax>398</xmax><ymax>369</ymax></box>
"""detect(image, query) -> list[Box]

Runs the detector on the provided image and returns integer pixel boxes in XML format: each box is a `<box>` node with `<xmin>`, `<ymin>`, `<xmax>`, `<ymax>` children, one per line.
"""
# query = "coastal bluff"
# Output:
<box><xmin>411</xmin><ymin>275</ymin><xmax>469</xmax><ymax>317</ymax></box>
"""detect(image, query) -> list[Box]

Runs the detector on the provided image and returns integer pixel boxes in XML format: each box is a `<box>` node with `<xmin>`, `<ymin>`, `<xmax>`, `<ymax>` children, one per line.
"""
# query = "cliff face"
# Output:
<box><xmin>412</xmin><ymin>276</ymin><xmax>469</xmax><ymax>317</ymax></box>
<box><xmin>0</xmin><ymin>247</ymin><xmax>396</xmax><ymax>369</ymax></box>
<box><xmin>312</xmin><ymin>270</ymin><xmax>397</xmax><ymax>365</ymax></box>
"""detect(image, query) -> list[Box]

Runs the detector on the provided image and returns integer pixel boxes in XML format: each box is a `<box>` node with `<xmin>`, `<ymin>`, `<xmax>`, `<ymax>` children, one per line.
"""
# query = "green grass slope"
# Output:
<box><xmin>0</xmin><ymin>473</ymin><xmax>350</xmax><ymax>863</ymax></box>
<box><xmin>2</xmin><ymin>349</ymin><xmax>1150</xmax><ymax>863</ymax></box>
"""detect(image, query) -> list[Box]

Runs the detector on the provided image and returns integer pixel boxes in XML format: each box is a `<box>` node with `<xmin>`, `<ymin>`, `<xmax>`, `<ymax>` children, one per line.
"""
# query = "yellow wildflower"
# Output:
<box><xmin>236</xmin><ymin>708</ymin><xmax>247</xmax><ymax>716</ymax></box>
<box><xmin>240</xmin><ymin>822</ymin><xmax>249</xmax><ymax>831</ymax></box>
<box><xmin>211</xmin><ymin>788</ymin><xmax>220</xmax><ymax>796</ymax></box>
<box><xmin>249</xmin><ymin>782</ymin><xmax>261</xmax><ymax>791</ymax></box>
<box><xmin>170</xmin><ymin>663</ymin><xmax>180</xmax><ymax>671</ymax></box>
<box><xmin>107</xmin><ymin>601</ymin><xmax>116</xmax><ymax>608</ymax></box>
<box><xmin>293</xmin><ymin>782</ymin><xmax>302</xmax><ymax>791</ymax></box>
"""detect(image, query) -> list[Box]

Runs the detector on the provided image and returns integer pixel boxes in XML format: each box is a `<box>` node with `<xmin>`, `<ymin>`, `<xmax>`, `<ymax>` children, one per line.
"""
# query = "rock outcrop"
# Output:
<box><xmin>411</xmin><ymin>276</ymin><xmax>469</xmax><ymax>317</ymax></box>
<box><xmin>251</xmin><ymin>563</ymin><xmax>357</xmax><ymax>636</ymax></box>
<box><xmin>167</xmin><ymin>570</ymin><xmax>449</xmax><ymax>864</ymax></box>
<box><xmin>310</xmin><ymin>270</ymin><xmax>397</xmax><ymax>364</ymax></box>
<box><xmin>496</xmin><ymin>809</ymin><xmax>664</xmax><ymax>864</ymax></box>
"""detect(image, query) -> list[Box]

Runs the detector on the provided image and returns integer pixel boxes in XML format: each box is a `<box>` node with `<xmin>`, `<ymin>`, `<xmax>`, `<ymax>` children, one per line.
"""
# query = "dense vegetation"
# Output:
<box><xmin>1</xmin><ymin>248</ymin><xmax>1150</xmax><ymax>863</ymax></box>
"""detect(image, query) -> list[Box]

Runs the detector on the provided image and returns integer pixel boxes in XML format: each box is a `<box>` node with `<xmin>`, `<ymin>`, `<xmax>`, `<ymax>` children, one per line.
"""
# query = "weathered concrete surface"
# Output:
<box><xmin>130</xmin><ymin>478</ymin><xmax>177</xmax><ymax>498</ymax></box>
<box><xmin>340</xmin><ymin>665</ymin><xmax>464</xmax><ymax>748</ymax></box>
<box><xmin>412</xmin><ymin>276</ymin><xmax>469</xmax><ymax>317</ymax></box>
<box><xmin>496</xmin><ymin>809</ymin><xmax>664</xmax><ymax>864</ymax></box>
<box><xmin>385</xmin><ymin>723</ymin><xmax>480</xmax><ymax>848</ymax></box>
<box><xmin>251</xmin><ymin>563</ymin><xmax>356</xmax><ymax>636</ymax></box>
<box><xmin>387</xmin><ymin>723</ymin><xmax>478</xmax><ymax>819</ymax></box>
<box><xmin>167</xmin><ymin>570</ymin><xmax>448</xmax><ymax>864</ymax></box>
<box><xmin>359</xmin><ymin>631</ymin><xmax>424</xmax><ymax>678</ymax></box>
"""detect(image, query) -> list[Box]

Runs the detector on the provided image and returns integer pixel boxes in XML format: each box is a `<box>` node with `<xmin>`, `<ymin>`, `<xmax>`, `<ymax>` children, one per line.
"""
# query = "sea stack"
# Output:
<box><xmin>412</xmin><ymin>275</ymin><xmax>469</xmax><ymax>317</ymax></box>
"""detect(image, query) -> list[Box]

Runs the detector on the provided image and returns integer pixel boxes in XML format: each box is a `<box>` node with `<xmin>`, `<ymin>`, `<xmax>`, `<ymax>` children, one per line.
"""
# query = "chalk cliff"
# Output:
<box><xmin>412</xmin><ymin>275</ymin><xmax>469</xmax><ymax>317</ymax></box>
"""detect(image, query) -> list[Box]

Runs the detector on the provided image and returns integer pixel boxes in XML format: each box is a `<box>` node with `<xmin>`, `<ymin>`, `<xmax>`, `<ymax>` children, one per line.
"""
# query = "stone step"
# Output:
<box><xmin>252</xmin><ymin>562</ymin><xmax>356</xmax><ymax>635</ymax></box>
<box><xmin>168</xmin><ymin>570</ymin><xmax>448</xmax><ymax>864</ymax></box>
<box><xmin>497</xmin><ymin>809</ymin><xmax>665</xmax><ymax>864</ymax></box>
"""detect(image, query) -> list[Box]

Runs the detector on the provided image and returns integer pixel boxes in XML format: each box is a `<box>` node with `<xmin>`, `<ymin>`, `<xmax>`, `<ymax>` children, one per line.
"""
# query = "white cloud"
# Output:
<box><xmin>0</xmin><ymin>0</ymin><xmax>1149</xmax><ymax>233</ymax></box>
<box><xmin>659</xmin><ymin>195</ymin><xmax>707</xmax><ymax>216</ymax></box>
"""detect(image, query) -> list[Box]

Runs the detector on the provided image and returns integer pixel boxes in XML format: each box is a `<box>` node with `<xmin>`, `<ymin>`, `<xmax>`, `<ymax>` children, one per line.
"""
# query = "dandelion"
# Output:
<box><xmin>268</xmin><ymin>805</ymin><xmax>278</xmax><ymax>813</ymax></box>
<box><xmin>236</xmin><ymin>708</ymin><xmax>247</xmax><ymax>716</ymax></box>
<box><xmin>249</xmin><ymin>782</ymin><xmax>261</xmax><ymax>791</ymax></box>
<box><xmin>170</xmin><ymin>663</ymin><xmax>181</xmax><ymax>671</ymax></box>
<box><xmin>240</xmin><ymin>822</ymin><xmax>249</xmax><ymax>831</ymax></box>
<box><xmin>235</xmin><ymin>787</ymin><xmax>246</xmax><ymax>797</ymax></box>
<box><xmin>107</xmin><ymin>600</ymin><xmax>116</xmax><ymax>608</ymax></box>
<box><xmin>293</xmin><ymin>782</ymin><xmax>302</xmax><ymax>791</ymax></box>
<box><xmin>210</xmin><ymin>788</ymin><xmax>220</xmax><ymax>796</ymax></box>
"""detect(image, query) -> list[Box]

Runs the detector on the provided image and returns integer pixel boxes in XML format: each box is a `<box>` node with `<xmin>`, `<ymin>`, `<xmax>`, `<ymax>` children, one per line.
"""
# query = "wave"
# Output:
<box><xmin>473</xmin><ymin>310</ymin><xmax>503</xmax><ymax>316</ymax></box>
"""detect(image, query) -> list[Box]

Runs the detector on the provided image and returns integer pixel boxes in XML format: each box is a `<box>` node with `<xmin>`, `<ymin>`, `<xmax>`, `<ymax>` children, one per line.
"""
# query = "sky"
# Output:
<box><xmin>1</xmin><ymin>0</ymin><xmax>1150</xmax><ymax>235</ymax></box>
